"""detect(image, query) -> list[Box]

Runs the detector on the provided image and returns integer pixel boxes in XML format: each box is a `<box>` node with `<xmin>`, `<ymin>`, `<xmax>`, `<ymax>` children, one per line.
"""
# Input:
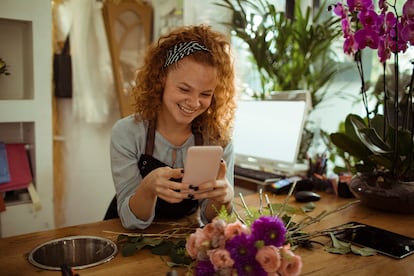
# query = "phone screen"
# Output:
<box><xmin>268</xmin><ymin>179</ymin><xmax>292</xmax><ymax>194</ymax></box>
<box><xmin>182</xmin><ymin>146</ymin><xmax>223</xmax><ymax>186</ymax></box>
<box><xmin>335</xmin><ymin>221</ymin><xmax>414</xmax><ymax>259</ymax></box>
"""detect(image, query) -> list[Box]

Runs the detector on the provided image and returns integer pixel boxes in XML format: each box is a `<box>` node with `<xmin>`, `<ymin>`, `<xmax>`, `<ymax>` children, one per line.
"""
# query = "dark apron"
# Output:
<box><xmin>104</xmin><ymin>120</ymin><xmax>203</xmax><ymax>220</ymax></box>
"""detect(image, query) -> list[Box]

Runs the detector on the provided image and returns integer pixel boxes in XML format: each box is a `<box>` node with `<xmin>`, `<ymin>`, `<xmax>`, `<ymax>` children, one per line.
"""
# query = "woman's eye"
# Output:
<box><xmin>179</xmin><ymin>87</ymin><xmax>190</xmax><ymax>92</ymax></box>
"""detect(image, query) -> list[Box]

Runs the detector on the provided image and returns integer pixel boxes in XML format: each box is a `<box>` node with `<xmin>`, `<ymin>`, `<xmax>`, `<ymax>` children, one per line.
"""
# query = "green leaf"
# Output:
<box><xmin>142</xmin><ymin>237</ymin><xmax>163</xmax><ymax>247</ymax></box>
<box><xmin>122</xmin><ymin>242</ymin><xmax>139</xmax><ymax>257</ymax></box>
<box><xmin>326</xmin><ymin>246</ymin><xmax>351</xmax><ymax>255</ymax></box>
<box><xmin>301</xmin><ymin>202</ymin><xmax>316</xmax><ymax>212</ymax></box>
<box><xmin>329</xmin><ymin>232</ymin><xmax>350</xmax><ymax>249</ymax></box>
<box><xmin>271</xmin><ymin>203</ymin><xmax>304</xmax><ymax>215</ymax></box>
<box><xmin>326</xmin><ymin>233</ymin><xmax>377</xmax><ymax>257</ymax></box>
<box><xmin>350</xmin><ymin>245</ymin><xmax>377</xmax><ymax>256</ymax></box>
<box><xmin>350</xmin><ymin>117</ymin><xmax>392</xmax><ymax>154</ymax></box>
<box><xmin>151</xmin><ymin>241</ymin><xmax>175</xmax><ymax>255</ymax></box>
<box><xmin>169</xmin><ymin>249</ymin><xmax>192</xmax><ymax>265</ymax></box>
<box><xmin>117</xmin><ymin>234</ymin><xmax>129</xmax><ymax>243</ymax></box>
<box><xmin>330</xmin><ymin>132</ymin><xmax>371</xmax><ymax>160</ymax></box>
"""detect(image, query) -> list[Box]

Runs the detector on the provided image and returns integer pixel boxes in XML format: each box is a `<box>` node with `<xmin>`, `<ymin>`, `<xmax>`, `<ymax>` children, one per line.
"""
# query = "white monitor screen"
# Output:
<box><xmin>233</xmin><ymin>99</ymin><xmax>308</xmax><ymax>173</ymax></box>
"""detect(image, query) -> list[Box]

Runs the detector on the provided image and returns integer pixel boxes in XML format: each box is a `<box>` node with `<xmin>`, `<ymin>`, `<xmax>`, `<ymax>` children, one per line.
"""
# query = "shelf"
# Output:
<box><xmin>0</xmin><ymin>0</ymin><xmax>53</xmax><ymax>237</ymax></box>
<box><xmin>0</xmin><ymin>123</ymin><xmax>35</xmax><ymax>205</ymax></box>
<box><xmin>0</xmin><ymin>18</ymin><xmax>34</xmax><ymax>100</ymax></box>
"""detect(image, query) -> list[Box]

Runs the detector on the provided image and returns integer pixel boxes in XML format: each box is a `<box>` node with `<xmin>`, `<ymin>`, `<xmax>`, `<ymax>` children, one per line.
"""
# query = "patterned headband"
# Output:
<box><xmin>164</xmin><ymin>41</ymin><xmax>210</xmax><ymax>68</ymax></box>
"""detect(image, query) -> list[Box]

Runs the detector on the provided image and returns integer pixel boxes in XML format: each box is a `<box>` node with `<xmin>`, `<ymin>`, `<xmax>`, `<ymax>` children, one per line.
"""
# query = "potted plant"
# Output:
<box><xmin>217</xmin><ymin>0</ymin><xmax>343</xmax><ymax>163</ymax></box>
<box><xmin>0</xmin><ymin>57</ymin><xmax>11</xmax><ymax>76</ymax></box>
<box><xmin>216</xmin><ymin>0</ymin><xmax>341</xmax><ymax>107</ymax></box>
<box><xmin>329</xmin><ymin>0</ymin><xmax>414</xmax><ymax>213</ymax></box>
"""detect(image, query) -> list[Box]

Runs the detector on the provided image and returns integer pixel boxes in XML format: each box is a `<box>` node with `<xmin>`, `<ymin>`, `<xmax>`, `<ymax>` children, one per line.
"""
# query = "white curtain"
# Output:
<box><xmin>67</xmin><ymin>0</ymin><xmax>116</xmax><ymax>123</ymax></box>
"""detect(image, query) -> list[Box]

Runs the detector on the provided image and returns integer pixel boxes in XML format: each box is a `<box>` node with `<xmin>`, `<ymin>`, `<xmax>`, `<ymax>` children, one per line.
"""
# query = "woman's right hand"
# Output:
<box><xmin>141</xmin><ymin>167</ymin><xmax>190</xmax><ymax>203</ymax></box>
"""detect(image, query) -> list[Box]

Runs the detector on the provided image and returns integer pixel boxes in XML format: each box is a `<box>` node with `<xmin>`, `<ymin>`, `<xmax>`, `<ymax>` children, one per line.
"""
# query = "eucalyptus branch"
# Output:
<box><xmin>288</xmin><ymin>223</ymin><xmax>364</xmax><ymax>243</ymax></box>
<box><xmin>239</xmin><ymin>193</ymin><xmax>253</xmax><ymax>218</ymax></box>
<box><xmin>288</xmin><ymin>200</ymin><xmax>360</xmax><ymax>235</ymax></box>
<box><xmin>265</xmin><ymin>193</ymin><xmax>274</xmax><ymax>216</ymax></box>
<box><xmin>103</xmin><ymin>230</ymin><xmax>191</xmax><ymax>239</ymax></box>
<box><xmin>275</xmin><ymin>181</ymin><xmax>297</xmax><ymax>217</ymax></box>
<box><xmin>258</xmin><ymin>188</ymin><xmax>264</xmax><ymax>215</ymax></box>
<box><xmin>232</xmin><ymin>206</ymin><xmax>246</xmax><ymax>225</ymax></box>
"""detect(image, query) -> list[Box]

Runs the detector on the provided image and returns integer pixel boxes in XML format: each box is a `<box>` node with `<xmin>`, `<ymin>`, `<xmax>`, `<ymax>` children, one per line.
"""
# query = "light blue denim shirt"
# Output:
<box><xmin>110</xmin><ymin>115</ymin><xmax>234</xmax><ymax>229</ymax></box>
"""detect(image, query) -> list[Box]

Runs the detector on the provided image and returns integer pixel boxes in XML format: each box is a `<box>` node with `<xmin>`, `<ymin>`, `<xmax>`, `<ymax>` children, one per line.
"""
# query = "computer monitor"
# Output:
<box><xmin>233</xmin><ymin>90</ymin><xmax>311</xmax><ymax>174</ymax></box>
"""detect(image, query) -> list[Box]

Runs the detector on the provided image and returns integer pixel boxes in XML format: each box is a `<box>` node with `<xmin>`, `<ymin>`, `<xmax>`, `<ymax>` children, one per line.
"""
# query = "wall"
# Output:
<box><xmin>56</xmin><ymin>99</ymin><xmax>118</xmax><ymax>227</ymax></box>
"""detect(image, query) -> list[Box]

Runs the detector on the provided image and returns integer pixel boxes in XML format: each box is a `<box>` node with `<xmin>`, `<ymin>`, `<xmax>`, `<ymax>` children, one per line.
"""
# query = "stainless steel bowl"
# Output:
<box><xmin>28</xmin><ymin>235</ymin><xmax>118</xmax><ymax>270</ymax></box>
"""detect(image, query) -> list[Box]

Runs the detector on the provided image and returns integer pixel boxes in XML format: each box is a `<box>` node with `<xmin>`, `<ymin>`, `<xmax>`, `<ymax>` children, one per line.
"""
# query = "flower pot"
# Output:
<box><xmin>349</xmin><ymin>174</ymin><xmax>414</xmax><ymax>214</ymax></box>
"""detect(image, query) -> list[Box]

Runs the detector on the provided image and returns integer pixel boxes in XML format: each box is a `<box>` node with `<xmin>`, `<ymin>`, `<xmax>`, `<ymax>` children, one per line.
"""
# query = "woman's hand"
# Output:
<box><xmin>192</xmin><ymin>160</ymin><xmax>234</xmax><ymax>204</ymax></box>
<box><xmin>140</xmin><ymin>167</ymin><xmax>190</xmax><ymax>203</ymax></box>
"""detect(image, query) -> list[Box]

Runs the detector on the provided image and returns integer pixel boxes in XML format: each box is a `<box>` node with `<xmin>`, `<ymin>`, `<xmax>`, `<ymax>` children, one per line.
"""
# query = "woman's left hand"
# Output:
<box><xmin>192</xmin><ymin>159</ymin><xmax>234</xmax><ymax>204</ymax></box>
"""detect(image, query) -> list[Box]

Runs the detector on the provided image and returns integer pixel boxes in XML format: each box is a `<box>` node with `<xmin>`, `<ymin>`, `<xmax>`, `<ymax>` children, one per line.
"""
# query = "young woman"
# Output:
<box><xmin>109</xmin><ymin>25</ymin><xmax>236</xmax><ymax>229</ymax></box>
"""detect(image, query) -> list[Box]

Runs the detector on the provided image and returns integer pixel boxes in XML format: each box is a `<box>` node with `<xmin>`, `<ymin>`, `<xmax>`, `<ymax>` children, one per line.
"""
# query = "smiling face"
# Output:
<box><xmin>158</xmin><ymin>57</ymin><xmax>218</xmax><ymax>129</ymax></box>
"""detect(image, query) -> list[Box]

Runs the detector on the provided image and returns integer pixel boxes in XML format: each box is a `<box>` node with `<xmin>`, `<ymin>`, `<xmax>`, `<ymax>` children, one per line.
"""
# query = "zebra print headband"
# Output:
<box><xmin>164</xmin><ymin>41</ymin><xmax>210</xmax><ymax>68</ymax></box>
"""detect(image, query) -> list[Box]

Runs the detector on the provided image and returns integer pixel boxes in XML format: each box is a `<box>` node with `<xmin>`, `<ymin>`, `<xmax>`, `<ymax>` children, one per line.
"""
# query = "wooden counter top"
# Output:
<box><xmin>1</xmin><ymin>192</ymin><xmax>413</xmax><ymax>275</ymax></box>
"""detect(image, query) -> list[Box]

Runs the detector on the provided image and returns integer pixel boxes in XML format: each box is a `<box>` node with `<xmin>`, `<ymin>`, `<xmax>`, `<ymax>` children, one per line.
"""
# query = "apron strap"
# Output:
<box><xmin>145</xmin><ymin>120</ymin><xmax>204</xmax><ymax>155</ymax></box>
<box><xmin>192</xmin><ymin>125</ymin><xmax>204</xmax><ymax>146</ymax></box>
<box><xmin>145</xmin><ymin>120</ymin><xmax>156</xmax><ymax>155</ymax></box>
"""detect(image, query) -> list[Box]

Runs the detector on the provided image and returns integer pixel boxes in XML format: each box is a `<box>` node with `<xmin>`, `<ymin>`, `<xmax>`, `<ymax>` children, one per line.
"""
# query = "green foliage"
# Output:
<box><xmin>326</xmin><ymin>233</ymin><xmax>377</xmax><ymax>256</ymax></box>
<box><xmin>216</xmin><ymin>0</ymin><xmax>341</xmax><ymax>104</ymax></box>
<box><xmin>215</xmin><ymin>204</ymin><xmax>237</xmax><ymax>223</ymax></box>
<box><xmin>117</xmin><ymin>234</ymin><xmax>192</xmax><ymax>266</ymax></box>
<box><xmin>0</xmin><ymin>58</ymin><xmax>11</xmax><ymax>76</ymax></box>
<box><xmin>330</xmin><ymin>113</ymin><xmax>414</xmax><ymax>179</ymax></box>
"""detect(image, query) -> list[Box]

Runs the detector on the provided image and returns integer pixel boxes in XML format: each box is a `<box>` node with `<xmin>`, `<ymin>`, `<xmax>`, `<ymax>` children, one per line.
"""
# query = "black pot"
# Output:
<box><xmin>350</xmin><ymin>174</ymin><xmax>414</xmax><ymax>214</ymax></box>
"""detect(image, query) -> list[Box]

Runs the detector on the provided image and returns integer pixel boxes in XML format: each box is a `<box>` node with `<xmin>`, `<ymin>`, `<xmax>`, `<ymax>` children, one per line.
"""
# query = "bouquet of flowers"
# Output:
<box><xmin>186</xmin><ymin>214</ymin><xmax>302</xmax><ymax>276</ymax></box>
<box><xmin>112</xmin><ymin>190</ymin><xmax>363</xmax><ymax>274</ymax></box>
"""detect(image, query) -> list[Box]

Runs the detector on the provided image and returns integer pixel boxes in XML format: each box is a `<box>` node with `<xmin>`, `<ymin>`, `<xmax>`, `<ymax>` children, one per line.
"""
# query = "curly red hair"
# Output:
<box><xmin>133</xmin><ymin>24</ymin><xmax>236</xmax><ymax>147</ymax></box>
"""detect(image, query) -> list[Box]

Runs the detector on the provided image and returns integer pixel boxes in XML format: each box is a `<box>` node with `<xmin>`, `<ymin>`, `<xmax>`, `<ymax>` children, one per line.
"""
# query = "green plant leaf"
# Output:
<box><xmin>169</xmin><ymin>247</ymin><xmax>192</xmax><ymax>265</ymax></box>
<box><xmin>326</xmin><ymin>246</ymin><xmax>351</xmax><ymax>255</ymax></box>
<box><xmin>329</xmin><ymin>232</ymin><xmax>350</xmax><ymax>249</ymax></box>
<box><xmin>301</xmin><ymin>202</ymin><xmax>316</xmax><ymax>212</ymax></box>
<box><xmin>327</xmin><ymin>232</ymin><xmax>377</xmax><ymax>257</ymax></box>
<box><xmin>122</xmin><ymin>242</ymin><xmax>139</xmax><ymax>257</ymax></box>
<box><xmin>350</xmin><ymin>245</ymin><xmax>377</xmax><ymax>256</ymax></box>
<box><xmin>151</xmin><ymin>241</ymin><xmax>175</xmax><ymax>255</ymax></box>
<box><xmin>350</xmin><ymin>116</ymin><xmax>392</xmax><ymax>154</ymax></box>
<box><xmin>216</xmin><ymin>0</ymin><xmax>341</xmax><ymax>101</ymax></box>
<box><xmin>330</xmin><ymin>132</ymin><xmax>371</xmax><ymax>160</ymax></box>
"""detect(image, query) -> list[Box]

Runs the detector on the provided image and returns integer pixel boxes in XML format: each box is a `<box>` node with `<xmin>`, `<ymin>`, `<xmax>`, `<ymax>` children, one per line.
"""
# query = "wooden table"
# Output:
<box><xmin>0</xmin><ymin>192</ymin><xmax>413</xmax><ymax>276</ymax></box>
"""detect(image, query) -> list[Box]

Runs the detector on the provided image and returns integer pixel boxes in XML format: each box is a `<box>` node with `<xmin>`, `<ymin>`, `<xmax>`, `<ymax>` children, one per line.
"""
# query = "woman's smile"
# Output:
<box><xmin>178</xmin><ymin>103</ymin><xmax>198</xmax><ymax>115</ymax></box>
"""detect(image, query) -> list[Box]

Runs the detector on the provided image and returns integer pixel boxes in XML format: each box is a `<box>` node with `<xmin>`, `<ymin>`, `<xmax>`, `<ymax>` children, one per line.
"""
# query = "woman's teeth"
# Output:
<box><xmin>179</xmin><ymin>105</ymin><xmax>197</xmax><ymax>114</ymax></box>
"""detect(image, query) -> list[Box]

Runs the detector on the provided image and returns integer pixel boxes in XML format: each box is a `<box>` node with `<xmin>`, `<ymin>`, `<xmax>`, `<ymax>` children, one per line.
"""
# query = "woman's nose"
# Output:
<box><xmin>186</xmin><ymin>95</ymin><xmax>201</xmax><ymax>108</ymax></box>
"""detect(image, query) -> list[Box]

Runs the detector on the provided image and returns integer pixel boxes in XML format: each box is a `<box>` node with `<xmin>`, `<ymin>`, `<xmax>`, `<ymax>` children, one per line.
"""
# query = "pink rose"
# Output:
<box><xmin>186</xmin><ymin>228</ymin><xmax>210</xmax><ymax>258</ymax></box>
<box><xmin>278</xmin><ymin>247</ymin><xmax>303</xmax><ymax>276</ymax></box>
<box><xmin>207</xmin><ymin>248</ymin><xmax>234</xmax><ymax>270</ymax></box>
<box><xmin>255</xmin><ymin>245</ymin><xmax>281</xmax><ymax>273</ymax></box>
<box><xmin>224</xmin><ymin>220</ymin><xmax>250</xmax><ymax>240</ymax></box>
<box><xmin>203</xmin><ymin>219</ymin><xmax>227</xmax><ymax>248</ymax></box>
<box><xmin>186</xmin><ymin>232</ymin><xmax>198</xmax><ymax>259</ymax></box>
<box><xmin>203</xmin><ymin>220</ymin><xmax>222</xmax><ymax>239</ymax></box>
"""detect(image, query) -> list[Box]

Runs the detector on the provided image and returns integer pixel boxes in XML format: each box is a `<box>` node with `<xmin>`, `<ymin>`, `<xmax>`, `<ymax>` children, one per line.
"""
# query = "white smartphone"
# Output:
<box><xmin>182</xmin><ymin>146</ymin><xmax>223</xmax><ymax>186</ymax></box>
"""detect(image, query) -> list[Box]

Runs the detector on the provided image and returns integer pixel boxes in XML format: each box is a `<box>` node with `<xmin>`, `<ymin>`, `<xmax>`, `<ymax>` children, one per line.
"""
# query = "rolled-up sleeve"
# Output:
<box><xmin>110</xmin><ymin>117</ymin><xmax>154</xmax><ymax>229</ymax></box>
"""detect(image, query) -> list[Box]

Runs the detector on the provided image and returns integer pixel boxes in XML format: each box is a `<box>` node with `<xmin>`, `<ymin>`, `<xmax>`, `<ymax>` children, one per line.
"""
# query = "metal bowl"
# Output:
<box><xmin>28</xmin><ymin>235</ymin><xmax>118</xmax><ymax>270</ymax></box>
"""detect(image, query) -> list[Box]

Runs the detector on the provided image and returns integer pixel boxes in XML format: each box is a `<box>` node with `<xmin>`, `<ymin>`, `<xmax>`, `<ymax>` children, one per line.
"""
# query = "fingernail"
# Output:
<box><xmin>189</xmin><ymin>185</ymin><xmax>199</xmax><ymax>191</ymax></box>
<box><xmin>188</xmin><ymin>194</ymin><xmax>194</xmax><ymax>199</ymax></box>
